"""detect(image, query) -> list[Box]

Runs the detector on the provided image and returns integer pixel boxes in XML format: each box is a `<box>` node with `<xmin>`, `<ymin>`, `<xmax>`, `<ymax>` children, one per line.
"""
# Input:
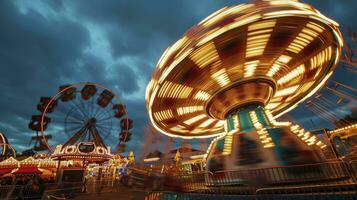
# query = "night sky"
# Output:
<box><xmin>0</xmin><ymin>0</ymin><xmax>356</xmax><ymax>154</ymax></box>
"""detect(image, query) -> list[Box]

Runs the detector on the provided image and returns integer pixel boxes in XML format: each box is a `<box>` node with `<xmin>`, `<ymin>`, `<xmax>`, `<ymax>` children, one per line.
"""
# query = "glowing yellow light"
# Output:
<box><xmin>244</xmin><ymin>60</ymin><xmax>259</xmax><ymax>77</ymax></box>
<box><xmin>158</xmin><ymin>81</ymin><xmax>193</xmax><ymax>99</ymax></box>
<box><xmin>194</xmin><ymin>90</ymin><xmax>211</xmax><ymax>101</ymax></box>
<box><xmin>222</xmin><ymin>132</ymin><xmax>234</xmax><ymax>155</ymax></box>
<box><xmin>264</xmin><ymin>10</ymin><xmax>315</xmax><ymax>19</ymax></box>
<box><xmin>248</xmin><ymin>19</ymin><xmax>276</xmax><ymax>31</ymax></box>
<box><xmin>287</xmin><ymin>22</ymin><xmax>324</xmax><ymax>54</ymax></box>
<box><xmin>274</xmin><ymin>85</ymin><xmax>300</xmax><ymax>97</ymax></box>
<box><xmin>267</xmin><ymin>54</ymin><xmax>292</xmax><ymax>77</ymax></box>
<box><xmin>177</xmin><ymin>106</ymin><xmax>204</xmax><ymax>116</ymax></box>
<box><xmin>170</xmin><ymin>126</ymin><xmax>189</xmax><ymax>133</ymax></box>
<box><xmin>246</xmin><ymin>20</ymin><xmax>274</xmax><ymax>58</ymax></box>
<box><xmin>306</xmin><ymin>22</ymin><xmax>324</xmax><ymax>33</ymax></box>
<box><xmin>277</xmin><ymin>64</ymin><xmax>305</xmax><ymax>85</ymax></box>
<box><xmin>146</xmin><ymin>79</ymin><xmax>158</xmax><ymax>101</ymax></box>
<box><xmin>328</xmin><ymin>123</ymin><xmax>357</xmax><ymax>134</ymax></box>
<box><xmin>199</xmin><ymin>7</ymin><xmax>227</xmax><ymax>27</ymax></box>
<box><xmin>197</xmin><ymin>14</ymin><xmax>261</xmax><ymax>46</ymax></box>
<box><xmin>233</xmin><ymin>114</ymin><xmax>240</xmax><ymax>130</ymax></box>
<box><xmin>268</xmin><ymin>0</ymin><xmax>312</xmax><ymax>10</ymax></box>
<box><xmin>211</xmin><ymin>68</ymin><xmax>230</xmax><ymax>87</ymax></box>
<box><xmin>157</xmin><ymin>36</ymin><xmax>188</xmax><ymax>70</ymax></box>
<box><xmin>199</xmin><ymin>118</ymin><xmax>216</xmax><ymax>128</ymax></box>
<box><xmin>157</xmin><ymin>47</ymin><xmax>170</xmax><ymax>69</ymax></box>
<box><xmin>153</xmin><ymin>109</ymin><xmax>174</xmax><ymax>121</ymax></box>
<box><xmin>190</xmin><ymin>42</ymin><xmax>221</xmax><ymax>69</ymax></box>
<box><xmin>159</xmin><ymin>48</ymin><xmax>193</xmax><ymax>83</ymax></box>
<box><xmin>265</xmin><ymin>103</ymin><xmax>279</xmax><ymax>110</ymax></box>
<box><xmin>310</xmin><ymin>46</ymin><xmax>332</xmax><ymax>69</ymax></box>
<box><xmin>184</xmin><ymin>114</ymin><xmax>206</xmax><ymax>125</ymax></box>
<box><xmin>229</xmin><ymin>14</ymin><xmax>262</xmax><ymax>31</ymax></box>
<box><xmin>250</xmin><ymin>111</ymin><xmax>274</xmax><ymax>148</ymax></box>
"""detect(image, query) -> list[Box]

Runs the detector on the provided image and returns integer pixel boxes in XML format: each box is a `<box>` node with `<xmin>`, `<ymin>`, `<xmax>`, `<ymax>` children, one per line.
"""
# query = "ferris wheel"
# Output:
<box><xmin>28</xmin><ymin>83</ymin><xmax>133</xmax><ymax>160</ymax></box>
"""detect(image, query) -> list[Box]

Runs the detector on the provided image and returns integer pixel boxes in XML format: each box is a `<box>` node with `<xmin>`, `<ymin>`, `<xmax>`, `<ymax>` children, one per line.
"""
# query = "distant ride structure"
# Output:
<box><xmin>146</xmin><ymin>0</ymin><xmax>343</xmax><ymax>173</ymax></box>
<box><xmin>0</xmin><ymin>132</ymin><xmax>16</xmax><ymax>159</ymax></box>
<box><xmin>28</xmin><ymin>83</ymin><xmax>133</xmax><ymax>162</ymax></box>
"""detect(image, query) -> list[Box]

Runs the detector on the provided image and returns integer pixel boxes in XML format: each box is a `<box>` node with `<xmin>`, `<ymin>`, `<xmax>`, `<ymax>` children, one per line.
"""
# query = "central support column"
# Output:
<box><xmin>226</xmin><ymin>104</ymin><xmax>270</xmax><ymax>132</ymax></box>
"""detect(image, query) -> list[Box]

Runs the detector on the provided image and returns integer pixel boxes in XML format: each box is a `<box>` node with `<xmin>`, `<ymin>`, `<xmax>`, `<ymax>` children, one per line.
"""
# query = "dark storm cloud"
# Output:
<box><xmin>0</xmin><ymin>0</ymin><xmax>90</xmax><ymax>150</ymax></box>
<box><xmin>71</xmin><ymin>0</ymin><xmax>240</xmax><ymax>74</ymax></box>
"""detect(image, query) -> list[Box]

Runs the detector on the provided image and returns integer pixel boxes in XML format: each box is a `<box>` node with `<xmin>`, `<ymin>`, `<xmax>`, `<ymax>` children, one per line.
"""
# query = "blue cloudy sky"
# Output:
<box><xmin>0</xmin><ymin>0</ymin><xmax>356</xmax><ymax>154</ymax></box>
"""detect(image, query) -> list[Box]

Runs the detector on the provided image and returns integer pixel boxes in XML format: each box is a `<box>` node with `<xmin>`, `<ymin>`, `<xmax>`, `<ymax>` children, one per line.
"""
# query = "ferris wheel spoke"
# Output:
<box><xmin>97</xmin><ymin>106</ymin><xmax>113</xmax><ymax>119</ymax></box>
<box><xmin>89</xmin><ymin>94</ymin><xmax>96</xmax><ymax>117</ymax></box>
<box><xmin>51</xmin><ymin>119</ymin><xmax>83</xmax><ymax>125</ymax></box>
<box><xmin>95</xmin><ymin>108</ymin><xmax>109</xmax><ymax>120</ymax></box>
<box><xmin>97</xmin><ymin>115</ymin><xmax>116</xmax><ymax>123</ymax></box>
<box><xmin>60</xmin><ymin>116</ymin><xmax>83</xmax><ymax>123</ymax></box>
<box><xmin>96</xmin><ymin>124</ymin><xmax>112</xmax><ymax>130</ymax></box>
<box><xmin>92</xmin><ymin>106</ymin><xmax>102</xmax><ymax>119</ymax></box>
<box><xmin>96</xmin><ymin>124</ymin><xmax>112</xmax><ymax>132</ymax></box>
<box><xmin>96</xmin><ymin>127</ymin><xmax>114</xmax><ymax>140</ymax></box>
<box><xmin>96</xmin><ymin>119</ymin><xmax>112</xmax><ymax>126</ymax></box>
<box><xmin>96</xmin><ymin>125</ymin><xmax>112</xmax><ymax>133</ymax></box>
<box><xmin>97</xmin><ymin>123</ymin><xmax>120</xmax><ymax>131</ymax></box>
<box><xmin>70</xmin><ymin>101</ymin><xmax>88</xmax><ymax>120</ymax></box>
<box><xmin>77</xmin><ymin>97</ymin><xmax>90</xmax><ymax>119</ymax></box>
<box><xmin>53</xmin><ymin>105</ymin><xmax>72</xmax><ymax>118</ymax></box>
<box><xmin>66</xmin><ymin>111</ymin><xmax>86</xmax><ymax>122</ymax></box>
<box><xmin>65</xmin><ymin>121</ymin><xmax>84</xmax><ymax>125</ymax></box>
<box><xmin>65</xmin><ymin>125</ymin><xmax>83</xmax><ymax>134</ymax></box>
<box><xmin>61</xmin><ymin>105</ymin><xmax>86</xmax><ymax>122</ymax></box>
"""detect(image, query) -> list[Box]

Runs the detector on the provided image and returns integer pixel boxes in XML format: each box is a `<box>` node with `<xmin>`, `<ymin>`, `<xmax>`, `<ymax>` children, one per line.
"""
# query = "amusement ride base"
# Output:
<box><xmin>206</xmin><ymin>104</ymin><xmax>324</xmax><ymax>173</ymax></box>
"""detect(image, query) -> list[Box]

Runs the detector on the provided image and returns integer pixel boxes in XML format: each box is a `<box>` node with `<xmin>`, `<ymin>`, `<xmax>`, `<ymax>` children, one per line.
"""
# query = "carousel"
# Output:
<box><xmin>146</xmin><ymin>0</ymin><xmax>343</xmax><ymax>175</ymax></box>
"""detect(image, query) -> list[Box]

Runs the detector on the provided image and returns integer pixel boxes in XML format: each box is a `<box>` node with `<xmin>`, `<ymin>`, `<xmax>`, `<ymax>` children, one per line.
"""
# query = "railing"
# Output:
<box><xmin>130</xmin><ymin>161</ymin><xmax>355</xmax><ymax>195</ymax></box>
<box><xmin>145</xmin><ymin>190</ymin><xmax>357</xmax><ymax>200</ymax></box>
<box><xmin>350</xmin><ymin>160</ymin><xmax>357</xmax><ymax>181</ymax></box>
<box><xmin>255</xmin><ymin>183</ymin><xmax>357</xmax><ymax>195</ymax></box>
<box><xmin>204</xmin><ymin>161</ymin><xmax>350</xmax><ymax>187</ymax></box>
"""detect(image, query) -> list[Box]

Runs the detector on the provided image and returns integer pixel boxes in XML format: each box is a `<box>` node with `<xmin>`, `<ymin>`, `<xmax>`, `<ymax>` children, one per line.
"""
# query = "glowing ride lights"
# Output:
<box><xmin>328</xmin><ymin>123</ymin><xmax>357</xmax><ymax>139</ymax></box>
<box><xmin>146</xmin><ymin>0</ymin><xmax>343</xmax><ymax>171</ymax></box>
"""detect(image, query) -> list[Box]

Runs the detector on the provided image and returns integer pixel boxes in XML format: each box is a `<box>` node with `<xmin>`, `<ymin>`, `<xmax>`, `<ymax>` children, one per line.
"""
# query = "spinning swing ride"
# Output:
<box><xmin>146</xmin><ymin>0</ymin><xmax>344</xmax><ymax>172</ymax></box>
<box><xmin>29</xmin><ymin>83</ymin><xmax>133</xmax><ymax>162</ymax></box>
